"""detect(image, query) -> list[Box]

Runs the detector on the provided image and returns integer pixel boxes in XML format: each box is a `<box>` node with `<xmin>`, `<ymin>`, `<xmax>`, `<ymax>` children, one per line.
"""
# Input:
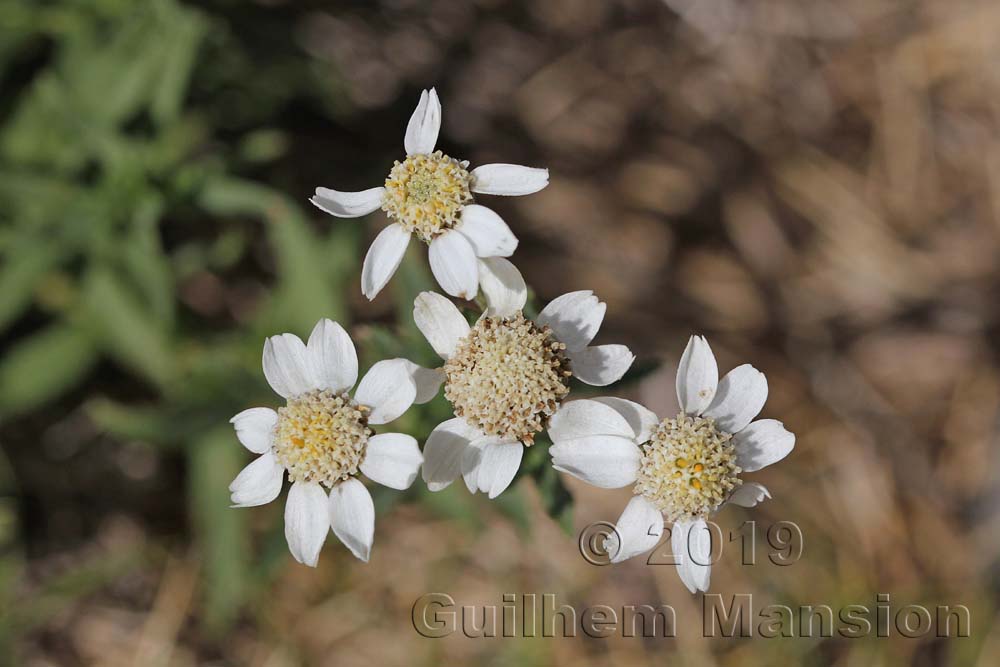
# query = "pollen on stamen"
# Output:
<box><xmin>382</xmin><ymin>150</ymin><xmax>473</xmax><ymax>242</ymax></box>
<box><xmin>634</xmin><ymin>413</ymin><xmax>742</xmax><ymax>522</ymax></box>
<box><xmin>272</xmin><ymin>389</ymin><xmax>372</xmax><ymax>486</ymax></box>
<box><xmin>444</xmin><ymin>313</ymin><xmax>572</xmax><ymax>445</ymax></box>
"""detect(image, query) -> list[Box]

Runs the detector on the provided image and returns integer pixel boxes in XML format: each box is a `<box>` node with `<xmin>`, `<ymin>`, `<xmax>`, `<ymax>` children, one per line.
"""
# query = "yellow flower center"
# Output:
<box><xmin>634</xmin><ymin>413</ymin><xmax>742</xmax><ymax>522</ymax></box>
<box><xmin>444</xmin><ymin>314</ymin><xmax>572</xmax><ymax>445</ymax></box>
<box><xmin>382</xmin><ymin>151</ymin><xmax>473</xmax><ymax>242</ymax></box>
<box><xmin>272</xmin><ymin>389</ymin><xmax>371</xmax><ymax>486</ymax></box>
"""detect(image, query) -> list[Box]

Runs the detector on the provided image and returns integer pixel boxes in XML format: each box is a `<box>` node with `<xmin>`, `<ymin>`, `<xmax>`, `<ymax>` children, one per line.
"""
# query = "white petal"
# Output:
<box><xmin>591</xmin><ymin>398</ymin><xmax>659</xmax><ymax>443</ymax></box>
<box><xmin>456</xmin><ymin>205</ymin><xmax>517</xmax><ymax>257</ymax></box>
<box><xmin>354</xmin><ymin>359</ymin><xmax>417</xmax><ymax>425</ymax></box>
<box><xmin>397</xmin><ymin>359</ymin><xmax>445</xmax><ymax>404</ymax></box>
<box><xmin>675</xmin><ymin>335</ymin><xmax>718</xmax><ymax>416</ymax></box>
<box><xmin>361</xmin><ymin>223</ymin><xmax>411</xmax><ymax>300</ymax></box>
<box><xmin>230</xmin><ymin>407</ymin><xmax>277</xmax><ymax>454</ymax></box>
<box><xmin>470</xmin><ymin>164</ymin><xmax>549</xmax><ymax>196</ymax></box>
<box><xmin>413</xmin><ymin>291</ymin><xmax>470</xmax><ymax>360</ymax></box>
<box><xmin>733</xmin><ymin>420</ymin><xmax>794</xmax><ymax>472</ymax></box>
<box><xmin>229</xmin><ymin>452</ymin><xmax>283</xmax><ymax>507</ymax></box>
<box><xmin>329</xmin><ymin>478</ymin><xmax>375</xmax><ymax>562</ymax></box>
<box><xmin>548</xmin><ymin>399</ymin><xmax>635</xmax><ymax>442</ymax></box>
<box><xmin>461</xmin><ymin>441</ymin><xmax>482</xmax><ymax>493</ymax></box>
<box><xmin>672</xmin><ymin>518</ymin><xmax>712</xmax><ymax>593</ymax></box>
<box><xmin>478</xmin><ymin>257</ymin><xmax>526</xmax><ymax>318</ymax></box>
<box><xmin>537</xmin><ymin>291</ymin><xmax>606</xmax><ymax>351</ymax></box>
<box><xmin>606</xmin><ymin>495</ymin><xmax>664</xmax><ymax>564</ymax></box>
<box><xmin>360</xmin><ymin>433</ymin><xmax>423</xmax><ymax>490</ymax></box>
<box><xmin>458</xmin><ymin>435</ymin><xmax>508</xmax><ymax>495</ymax></box>
<box><xmin>284</xmin><ymin>482</ymin><xmax>329</xmax><ymax>567</ymax></box>
<box><xmin>404</xmin><ymin>88</ymin><xmax>441</xmax><ymax>156</ymax></box>
<box><xmin>471</xmin><ymin>439</ymin><xmax>523</xmax><ymax>499</ymax></box>
<box><xmin>549</xmin><ymin>435</ymin><xmax>641</xmax><ymax>488</ymax></box>
<box><xmin>262</xmin><ymin>333</ymin><xmax>315</xmax><ymax>399</ymax></box>
<box><xmin>422</xmin><ymin>418</ymin><xmax>479</xmax><ymax>491</ymax></box>
<box><xmin>571</xmin><ymin>345</ymin><xmax>635</xmax><ymax>386</ymax></box>
<box><xmin>726</xmin><ymin>482</ymin><xmax>771</xmax><ymax>508</ymax></box>
<box><xmin>703</xmin><ymin>364</ymin><xmax>768</xmax><ymax>434</ymax></box>
<box><xmin>428</xmin><ymin>231</ymin><xmax>479</xmax><ymax>300</ymax></box>
<box><xmin>306</xmin><ymin>319</ymin><xmax>358</xmax><ymax>393</ymax></box>
<box><xmin>310</xmin><ymin>186</ymin><xmax>385</xmax><ymax>218</ymax></box>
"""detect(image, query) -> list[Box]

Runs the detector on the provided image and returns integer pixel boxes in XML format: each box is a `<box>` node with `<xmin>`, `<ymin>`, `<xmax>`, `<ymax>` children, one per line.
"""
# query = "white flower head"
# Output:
<box><xmin>413</xmin><ymin>276</ymin><xmax>635</xmax><ymax>499</ymax></box>
<box><xmin>229</xmin><ymin>319</ymin><xmax>439</xmax><ymax>566</ymax></box>
<box><xmin>310</xmin><ymin>88</ymin><xmax>549</xmax><ymax>301</ymax></box>
<box><xmin>546</xmin><ymin>336</ymin><xmax>795</xmax><ymax>593</ymax></box>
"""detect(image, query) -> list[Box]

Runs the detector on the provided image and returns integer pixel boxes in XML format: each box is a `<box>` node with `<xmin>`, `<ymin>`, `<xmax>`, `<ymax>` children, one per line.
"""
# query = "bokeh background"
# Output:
<box><xmin>1</xmin><ymin>0</ymin><xmax>998</xmax><ymax>664</ymax></box>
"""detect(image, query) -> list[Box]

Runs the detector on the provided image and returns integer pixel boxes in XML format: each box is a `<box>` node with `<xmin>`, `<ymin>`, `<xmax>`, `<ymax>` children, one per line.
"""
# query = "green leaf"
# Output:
<box><xmin>0</xmin><ymin>322</ymin><xmax>97</xmax><ymax>416</ymax></box>
<box><xmin>1</xmin><ymin>0</ymin><xmax>207</xmax><ymax>171</ymax></box>
<box><xmin>238</xmin><ymin>128</ymin><xmax>289</xmax><ymax>164</ymax></box>
<box><xmin>393</xmin><ymin>243</ymin><xmax>436</xmax><ymax>356</ymax></box>
<box><xmin>267</xmin><ymin>211</ymin><xmax>352</xmax><ymax>333</ymax></box>
<box><xmin>0</xmin><ymin>242</ymin><xmax>61</xmax><ymax>332</ymax></box>
<box><xmin>536</xmin><ymin>466</ymin><xmax>574</xmax><ymax>535</ymax></box>
<box><xmin>187</xmin><ymin>425</ymin><xmax>249</xmax><ymax>635</ymax></box>
<box><xmin>0</xmin><ymin>446</ymin><xmax>19</xmax><ymax>551</ymax></box>
<box><xmin>83</xmin><ymin>268</ymin><xmax>174</xmax><ymax>387</ymax></box>
<box><xmin>86</xmin><ymin>398</ymin><xmax>179</xmax><ymax>447</ymax></box>
<box><xmin>200</xmin><ymin>176</ymin><xmax>356</xmax><ymax>333</ymax></box>
<box><xmin>150</xmin><ymin>5</ymin><xmax>208</xmax><ymax>124</ymax></box>
<box><xmin>415</xmin><ymin>484</ymin><xmax>483</xmax><ymax>532</ymax></box>
<box><xmin>494</xmin><ymin>486</ymin><xmax>532</xmax><ymax>537</ymax></box>
<box><xmin>525</xmin><ymin>444</ymin><xmax>574</xmax><ymax>535</ymax></box>
<box><xmin>198</xmin><ymin>175</ymin><xmax>295</xmax><ymax>219</ymax></box>
<box><xmin>0</xmin><ymin>74</ymin><xmax>88</xmax><ymax>171</ymax></box>
<box><xmin>121</xmin><ymin>195</ymin><xmax>174</xmax><ymax>327</ymax></box>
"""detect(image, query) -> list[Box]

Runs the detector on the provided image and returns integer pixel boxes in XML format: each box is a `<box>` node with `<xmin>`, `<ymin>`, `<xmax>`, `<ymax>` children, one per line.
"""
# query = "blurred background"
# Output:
<box><xmin>1</xmin><ymin>0</ymin><xmax>998</xmax><ymax>664</ymax></box>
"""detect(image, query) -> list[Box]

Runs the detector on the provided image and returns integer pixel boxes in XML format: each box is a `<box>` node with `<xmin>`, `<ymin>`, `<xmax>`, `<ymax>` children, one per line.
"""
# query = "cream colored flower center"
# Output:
<box><xmin>382</xmin><ymin>151</ymin><xmax>473</xmax><ymax>243</ymax></box>
<box><xmin>272</xmin><ymin>389</ymin><xmax>371</xmax><ymax>486</ymax></box>
<box><xmin>444</xmin><ymin>314</ymin><xmax>572</xmax><ymax>445</ymax></box>
<box><xmin>634</xmin><ymin>413</ymin><xmax>741</xmax><ymax>522</ymax></box>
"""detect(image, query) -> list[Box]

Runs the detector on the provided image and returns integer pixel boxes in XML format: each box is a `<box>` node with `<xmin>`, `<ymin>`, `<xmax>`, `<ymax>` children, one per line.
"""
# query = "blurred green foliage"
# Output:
<box><xmin>0</xmin><ymin>0</ymin><xmax>367</xmax><ymax>644</ymax></box>
<box><xmin>0</xmin><ymin>0</ymin><xmax>576</xmax><ymax>651</ymax></box>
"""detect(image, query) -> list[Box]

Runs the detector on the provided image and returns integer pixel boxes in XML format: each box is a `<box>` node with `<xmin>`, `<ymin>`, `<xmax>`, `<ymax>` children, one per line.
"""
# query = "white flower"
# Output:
<box><xmin>546</xmin><ymin>335</ymin><xmax>795</xmax><ymax>593</ymax></box>
<box><xmin>228</xmin><ymin>319</ymin><xmax>436</xmax><ymax>566</ymax></box>
<box><xmin>310</xmin><ymin>88</ymin><xmax>549</xmax><ymax>301</ymax></box>
<box><xmin>413</xmin><ymin>276</ymin><xmax>635</xmax><ymax>499</ymax></box>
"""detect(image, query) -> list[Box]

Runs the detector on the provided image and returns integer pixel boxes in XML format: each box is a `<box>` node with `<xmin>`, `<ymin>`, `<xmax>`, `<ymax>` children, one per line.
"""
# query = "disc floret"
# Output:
<box><xmin>272</xmin><ymin>389</ymin><xmax>372</xmax><ymax>486</ymax></box>
<box><xmin>382</xmin><ymin>150</ymin><xmax>473</xmax><ymax>242</ymax></box>
<box><xmin>634</xmin><ymin>413</ymin><xmax>742</xmax><ymax>522</ymax></box>
<box><xmin>444</xmin><ymin>314</ymin><xmax>572</xmax><ymax>445</ymax></box>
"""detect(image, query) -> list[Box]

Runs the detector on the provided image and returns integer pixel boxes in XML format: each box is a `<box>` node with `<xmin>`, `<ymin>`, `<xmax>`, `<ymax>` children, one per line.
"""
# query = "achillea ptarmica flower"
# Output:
<box><xmin>415</xmin><ymin>275</ymin><xmax>635</xmax><ymax>499</ymax></box>
<box><xmin>310</xmin><ymin>88</ymin><xmax>549</xmax><ymax>301</ymax></box>
<box><xmin>229</xmin><ymin>319</ymin><xmax>438</xmax><ymax>566</ymax></box>
<box><xmin>547</xmin><ymin>336</ymin><xmax>795</xmax><ymax>593</ymax></box>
